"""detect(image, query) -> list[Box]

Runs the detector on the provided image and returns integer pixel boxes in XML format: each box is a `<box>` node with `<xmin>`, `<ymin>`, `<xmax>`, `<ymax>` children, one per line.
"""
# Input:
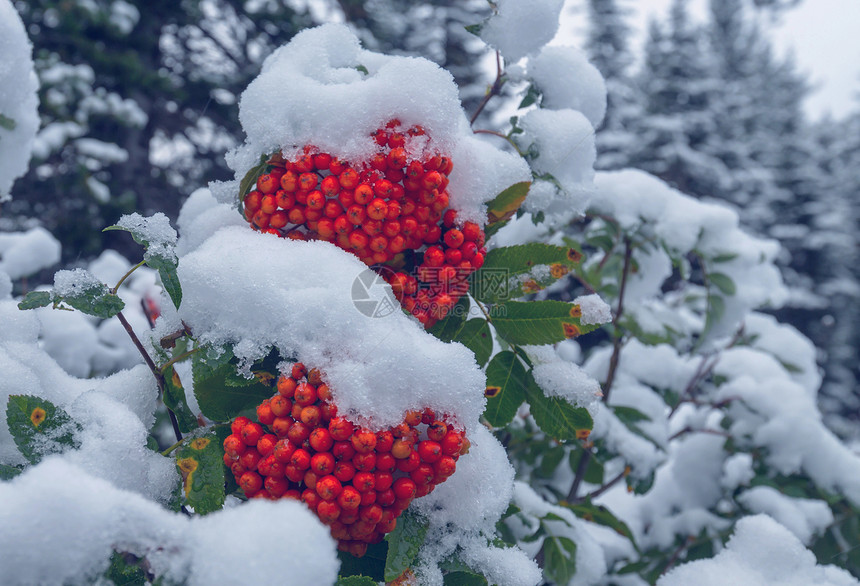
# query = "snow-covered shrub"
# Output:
<box><xmin>2</xmin><ymin>1</ymin><xmax>859</xmax><ymax>585</ymax></box>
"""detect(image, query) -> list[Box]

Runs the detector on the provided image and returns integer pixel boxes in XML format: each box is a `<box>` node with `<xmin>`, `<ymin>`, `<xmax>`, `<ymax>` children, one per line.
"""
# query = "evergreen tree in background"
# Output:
<box><xmin>2</xmin><ymin>0</ymin><xmax>490</xmax><ymax>263</ymax></box>
<box><xmin>629</xmin><ymin>0</ymin><xmax>725</xmax><ymax>196</ymax></box>
<box><xmin>585</xmin><ymin>0</ymin><xmax>639</xmax><ymax>169</ymax></box>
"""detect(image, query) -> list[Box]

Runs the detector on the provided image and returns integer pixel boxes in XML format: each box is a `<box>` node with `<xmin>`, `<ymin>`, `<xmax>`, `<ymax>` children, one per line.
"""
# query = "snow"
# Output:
<box><xmin>0</xmin><ymin>459</ymin><xmax>339</xmax><ymax>586</ymax></box>
<box><xmin>528</xmin><ymin>45</ymin><xmax>607</xmax><ymax>129</ymax></box>
<box><xmin>525</xmin><ymin>344</ymin><xmax>602</xmax><ymax>414</ymax></box>
<box><xmin>574</xmin><ymin>293</ymin><xmax>612</xmax><ymax>325</ymax></box>
<box><xmin>52</xmin><ymin>268</ymin><xmax>106</xmax><ymax>298</ymax></box>
<box><xmin>0</xmin><ymin>0</ymin><xmax>40</xmax><ymax>200</ymax></box>
<box><xmin>479</xmin><ymin>0</ymin><xmax>565</xmax><ymax>63</ymax></box>
<box><xmin>0</xmin><ymin>227</ymin><xmax>62</xmax><ymax>280</ymax></box>
<box><xmin>226</xmin><ymin>23</ymin><xmax>529</xmax><ymax>226</ymax></box>
<box><xmin>116</xmin><ymin>211</ymin><xmax>179</xmax><ymax>265</ymax></box>
<box><xmin>658</xmin><ymin>515</ymin><xmax>858</xmax><ymax>586</ymax></box>
<box><xmin>736</xmin><ymin>486</ymin><xmax>832</xmax><ymax>545</ymax></box>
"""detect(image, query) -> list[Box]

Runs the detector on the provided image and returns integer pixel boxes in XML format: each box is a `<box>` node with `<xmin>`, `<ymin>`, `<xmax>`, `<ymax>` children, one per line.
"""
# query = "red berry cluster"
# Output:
<box><xmin>222</xmin><ymin>363</ymin><xmax>469</xmax><ymax>557</ymax></box>
<box><xmin>240</xmin><ymin>119</ymin><xmax>487</xmax><ymax>327</ymax></box>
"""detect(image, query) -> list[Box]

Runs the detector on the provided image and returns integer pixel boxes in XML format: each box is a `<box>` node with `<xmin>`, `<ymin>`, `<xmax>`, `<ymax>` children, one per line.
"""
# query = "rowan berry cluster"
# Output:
<box><xmin>222</xmin><ymin>363</ymin><xmax>468</xmax><ymax>556</ymax></box>
<box><xmin>240</xmin><ymin>119</ymin><xmax>487</xmax><ymax>327</ymax></box>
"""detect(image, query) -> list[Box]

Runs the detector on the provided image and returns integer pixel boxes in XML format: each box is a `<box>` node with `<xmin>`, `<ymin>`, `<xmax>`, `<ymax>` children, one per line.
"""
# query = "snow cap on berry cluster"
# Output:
<box><xmin>224</xmin><ymin>23</ymin><xmax>529</xmax><ymax>226</ymax></box>
<box><xmin>175</xmin><ymin>190</ymin><xmax>487</xmax><ymax>433</ymax></box>
<box><xmin>0</xmin><ymin>0</ymin><xmax>40</xmax><ymax>201</ymax></box>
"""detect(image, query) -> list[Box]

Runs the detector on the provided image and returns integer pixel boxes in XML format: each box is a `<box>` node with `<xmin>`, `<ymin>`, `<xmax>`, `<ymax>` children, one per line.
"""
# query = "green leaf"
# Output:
<box><xmin>483</xmin><ymin>351</ymin><xmax>528</xmax><ymax>427</ymax></box>
<box><xmin>612</xmin><ymin>405</ymin><xmax>659</xmax><ymax>448</ymax></box>
<box><xmin>470</xmin><ymin>243</ymin><xmax>583</xmax><ymax>303</ymax></box>
<box><xmin>354</xmin><ymin>65</ymin><xmax>369</xmax><ymax>75</ymax></box>
<box><xmin>537</xmin><ymin>445</ymin><xmax>566</xmax><ymax>478</ymax></box>
<box><xmin>0</xmin><ymin>113</ymin><xmax>16</xmax><ymax>131</ymax></box>
<box><xmin>486</xmin><ymin>182</ymin><xmax>530</xmax><ymax>225</ymax></box>
<box><xmin>491</xmin><ymin>300</ymin><xmax>602</xmax><ymax>346</ymax></box>
<box><xmin>6</xmin><ymin>395</ymin><xmax>81</xmax><ymax>464</ymax></box>
<box><xmin>444</xmin><ymin>571</ymin><xmax>488</xmax><ymax>586</ymax></box>
<box><xmin>569</xmin><ymin>448</ymin><xmax>604</xmax><ymax>484</ymax></box>
<box><xmin>483</xmin><ymin>219</ymin><xmax>509</xmax><ymax>240</ymax></box>
<box><xmin>162</xmin><ymin>365</ymin><xmax>199</xmax><ymax>433</ymax></box>
<box><xmin>708</xmin><ymin>272</ymin><xmax>737</xmax><ymax>296</ymax></box>
<box><xmin>335</xmin><ymin>577</ymin><xmax>377</xmax><ymax>586</ymax></box>
<box><xmin>524</xmin><ymin>373</ymin><xmax>593</xmax><ymax>441</ymax></box>
<box><xmin>428</xmin><ymin>296</ymin><xmax>469</xmax><ymax>342</ymax></box>
<box><xmin>542</xmin><ymin>535</ymin><xmax>578</xmax><ymax>585</ymax></box>
<box><xmin>710</xmin><ymin>252</ymin><xmax>739</xmax><ymax>263</ymax></box>
<box><xmin>46</xmin><ymin>273</ymin><xmax>125</xmax><ymax>319</ymax></box>
<box><xmin>104</xmin><ymin>552</ymin><xmax>147</xmax><ymax>586</ymax></box>
<box><xmin>174</xmin><ymin>429</ymin><xmax>225</xmax><ymax>514</ymax></box>
<box><xmin>703</xmin><ymin>294</ymin><xmax>726</xmax><ymax>337</ymax></box>
<box><xmin>146</xmin><ymin>255</ymin><xmax>182</xmax><ymax>309</ymax></box>
<box><xmin>17</xmin><ymin>291</ymin><xmax>52</xmax><ymax>310</ymax></box>
<box><xmin>0</xmin><ymin>464</ymin><xmax>23</xmax><ymax>480</ymax></box>
<box><xmin>338</xmin><ymin>541</ymin><xmax>387</xmax><ymax>581</ymax></box>
<box><xmin>454</xmin><ymin>319</ymin><xmax>492</xmax><ymax>367</ymax></box>
<box><xmin>237</xmin><ymin>155</ymin><xmax>269</xmax><ymax>202</ymax></box>
<box><xmin>518</xmin><ymin>84</ymin><xmax>541</xmax><ymax>109</ymax></box>
<box><xmin>384</xmin><ymin>509</ymin><xmax>429</xmax><ymax>582</ymax></box>
<box><xmin>464</xmin><ymin>23</ymin><xmax>483</xmax><ymax>36</ymax></box>
<box><xmin>192</xmin><ymin>345</ymin><xmax>277</xmax><ymax>422</ymax></box>
<box><xmin>564</xmin><ymin>500</ymin><xmax>637</xmax><ymax>546</ymax></box>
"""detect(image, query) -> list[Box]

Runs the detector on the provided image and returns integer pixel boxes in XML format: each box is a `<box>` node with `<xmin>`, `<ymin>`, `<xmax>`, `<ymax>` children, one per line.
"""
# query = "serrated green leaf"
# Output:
<box><xmin>464</xmin><ymin>23</ymin><xmax>483</xmax><ymax>36</ymax></box>
<box><xmin>6</xmin><ymin>395</ymin><xmax>81</xmax><ymax>464</ymax></box>
<box><xmin>565</xmin><ymin>500</ymin><xmax>637</xmax><ymax>546</ymax></box>
<box><xmin>428</xmin><ymin>296</ymin><xmax>469</xmax><ymax>342</ymax></box>
<box><xmin>335</xmin><ymin>577</ymin><xmax>377</xmax><ymax>586</ymax></box>
<box><xmin>146</xmin><ymin>255</ymin><xmax>182</xmax><ymax>309</ymax></box>
<box><xmin>49</xmin><ymin>275</ymin><xmax>125</xmax><ymax>319</ymax></box>
<box><xmin>0</xmin><ymin>113</ymin><xmax>16</xmax><ymax>131</ymax></box>
<box><xmin>470</xmin><ymin>243</ymin><xmax>583</xmax><ymax>303</ymax></box>
<box><xmin>454</xmin><ymin>319</ymin><xmax>492</xmax><ymax>367</ymax></box>
<box><xmin>0</xmin><ymin>464</ymin><xmax>23</xmax><ymax>480</ymax></box>
<box><xmin>162</xmin><ymin>365</ymin><xmax>199</xmax><ymax>433</ymax></box>
<box><xmin>384</xmin><ymin>509</ymin><xmax>429</xmax><ymax>582</ymax></box>
<box><xmin>354</xmin><ymin>64</ymin><xmax>369</xmax><ymax>75</ymax></box>
<box><xmin>175</xmin><ymin>429</ymin><xmax>225</xmax><ymax>514</ymax></box>
<box><xmin>483</xmin><ymin>351</ymin><xmax>527</xmax><ymax>427</ymax></box>
<box><xmin>524</xmin><ymin>372</ymin><xmax>593</xmax><ymax>441</ymax></box>
<box><xmin>192</xmin><ymin>345</ymin><xmax>276</xmax><ymax>421</ymax></box>
<box><xmin>543</xmin><ymin>535</ymin><xmax>577</xmax><ymax>585</ymax></box>
<box><xmin>17</xmin><ymin>291</ymin><xmax>52</xmax><ymax>310</ymax></box>
<box><xmin>626</xmin><ymin>471</ymin><xmax>655</xmax><ymax>495</ymax></box>
<box><xmin>486</xmin><ymin>182</ymin><xmax>530</xmax><ymax>225</ymax></box>
<box><xmin>708</xmin><ymin>272</ymin><xmax>736</xmax><ymax>296</ymax></box>
<box><xmin>491</xmin><ymin>300</ymin><xmax>601</xmax><ymax>346</ymax></box>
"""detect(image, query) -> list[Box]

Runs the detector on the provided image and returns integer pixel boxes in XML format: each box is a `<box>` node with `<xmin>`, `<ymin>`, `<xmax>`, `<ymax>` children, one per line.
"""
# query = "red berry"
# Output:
<box><xmin>309</xmin><ymin>428</ymin><xmax>334</xmax><ymax>452</ymax></box>
<box><xmin>241</xmin><ymin>423</ymin><xmax>264</xmax><ymax>446</ymax></box>
<box><xmin>316</xmin><ymin>475</ymin><xmax>343</xmax><ymax>501</ymax></box>
<box><xmin>239</xmin><ymin>471</ymin><xmax>263</xmax><ymax>496</ymax></box>
<box><xmin>311</xmin><ymin>452</ymin><xmax>336</xmax><ymax>475</ymax></box>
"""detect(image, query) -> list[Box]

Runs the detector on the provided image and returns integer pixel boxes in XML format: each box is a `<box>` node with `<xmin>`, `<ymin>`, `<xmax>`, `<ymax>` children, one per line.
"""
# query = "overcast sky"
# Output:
<box><xmin>559</xmin><ymin>0</ymin><xmax>860</xmax><ymax>120</ymax></box>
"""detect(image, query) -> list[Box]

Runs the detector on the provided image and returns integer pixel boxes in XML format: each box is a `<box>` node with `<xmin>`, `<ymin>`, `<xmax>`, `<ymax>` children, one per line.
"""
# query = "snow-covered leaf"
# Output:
<box><xmin>484</xmin><ymin>351</ymin><xmax>528</xmax><ymax>427</ymax></box>
<box><xmin>6</xmin><ymin>395</ymin><xmax>80</xmax><ymax>464</ymax></box>
<box><xmin>174</xmin><ymin>429</ymin><xmax>225</xmax><ymax>514</ymax></box>
<box><xmin>384</xmin><ymin>509</ymin><xmax>428</xmax><ymax>582</ymax></box>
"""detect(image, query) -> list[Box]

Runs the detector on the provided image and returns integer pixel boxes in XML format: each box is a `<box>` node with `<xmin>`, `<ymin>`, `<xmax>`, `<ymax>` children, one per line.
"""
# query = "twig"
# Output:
<box><xmin>469</xmin><ymin>51</ymin><xmax>504</xmax><ymax>125</ymax></box>
<box><xmin>661</xmin><ymin>536</ymin><xmax>695</xmax><ymax>576</ymax></box>
<box><xmin>111</xmin><ymin>260</ymin><xmax>146</xmax><ymax>293</ymax></box>
<box><xmin>668</xmin><ymin>427</ymin><xmax>731</xmax><ymax>442</ymax></box>
<box><xmin>160</xmin><ymin>347</ymin><xmax>201</xmax><ymax>374</ymax></box>
<box><xmin>571</xmin><ymin>467</ymin><xmax>629</xmax><ymax>504</ymax></box>
<box><xmin>601</xmin><ymin>238</ymin><xmax>634</xmax><ymax>404</ymax></box>
<box><xmin>116</xmin><ymin>310</ymin><xmax>182</xmax><ymax>442</ymax></box>
<box><xmin>566</xmin><ymin>447</ymin><xmax>592</xmax><ymax>502</ymax></box>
